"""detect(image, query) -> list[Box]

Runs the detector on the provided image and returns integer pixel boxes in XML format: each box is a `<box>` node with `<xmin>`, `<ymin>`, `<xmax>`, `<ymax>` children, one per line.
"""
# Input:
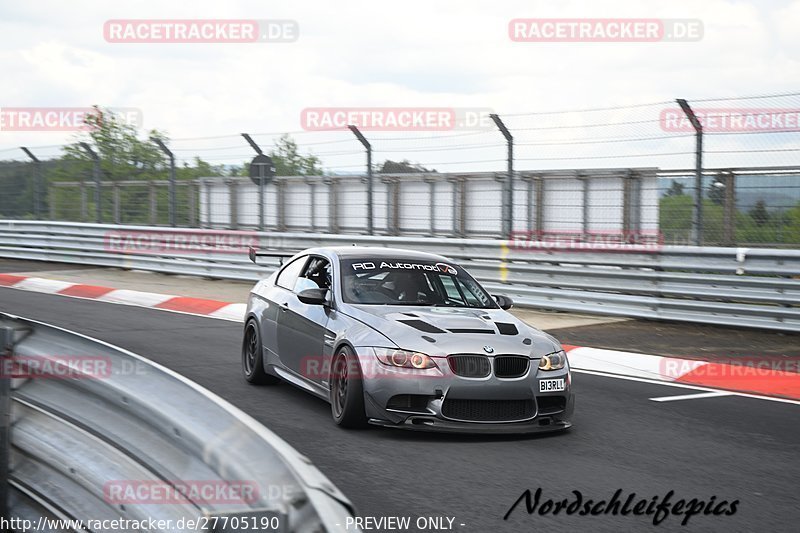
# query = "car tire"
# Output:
<box><xmin>242</xmin><ymin>319</ymin><xmax>279</xmax><ymax>385</ymax></box>
<box><xmin>330</xmin><ymin>346</ymin><xmax>367</xmax><ymax>428</ymax></box>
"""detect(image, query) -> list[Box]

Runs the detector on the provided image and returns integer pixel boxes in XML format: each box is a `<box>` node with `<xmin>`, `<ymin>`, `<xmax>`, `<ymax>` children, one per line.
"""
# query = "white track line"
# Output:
<box><xmin>573</xmin><ymin>369</ymin><xmax>800</xmax><ymax>406</ymax></box>
<box><xmin>649</xmin><ymin>391</ymin><xmax>734</xmax><ymax>402</ymax></box>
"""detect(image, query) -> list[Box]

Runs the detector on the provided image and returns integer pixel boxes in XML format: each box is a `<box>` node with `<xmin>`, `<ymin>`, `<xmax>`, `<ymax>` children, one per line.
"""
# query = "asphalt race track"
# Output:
<box><xmin>2</xmin><ymin>287</ymin><xmax>799</xmax><ymax>533</ymax></box>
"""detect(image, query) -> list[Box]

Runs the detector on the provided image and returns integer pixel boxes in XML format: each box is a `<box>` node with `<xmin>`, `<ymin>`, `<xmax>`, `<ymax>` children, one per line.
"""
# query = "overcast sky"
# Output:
<box><xmin>1</xmin><ymin>0</ymin><xmax>798</xmax><ymax>171</ymax></box>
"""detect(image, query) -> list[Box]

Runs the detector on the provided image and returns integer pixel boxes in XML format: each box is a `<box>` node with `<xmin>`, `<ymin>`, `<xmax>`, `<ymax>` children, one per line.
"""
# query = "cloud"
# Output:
<box><xmin>0</xmin><ymin>0</ymin><xmax>796</xmax><ymax>171</ymax></box>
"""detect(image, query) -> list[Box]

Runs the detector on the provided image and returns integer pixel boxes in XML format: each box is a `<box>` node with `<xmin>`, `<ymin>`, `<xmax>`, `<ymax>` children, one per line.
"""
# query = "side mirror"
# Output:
<box><xmin>297</xmin><ymin>288</ymin><xmax>329</xmax><ymax>306</ymax></box>
<box><xmin>493</xmin><ymin>294</ymin><xmax>514</xmax><ymax>310</ymax></box>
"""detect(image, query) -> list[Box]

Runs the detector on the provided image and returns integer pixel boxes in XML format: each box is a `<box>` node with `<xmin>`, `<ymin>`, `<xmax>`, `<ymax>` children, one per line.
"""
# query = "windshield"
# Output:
<box><xmin>340</xmin><ymin>258</ymin><xmax>496</xmax><ymax>308</ymax></box>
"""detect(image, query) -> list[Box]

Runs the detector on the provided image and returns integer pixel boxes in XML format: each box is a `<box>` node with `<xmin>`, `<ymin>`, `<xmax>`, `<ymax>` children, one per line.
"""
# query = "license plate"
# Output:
<box><xmin>539</xmin><ymin>378</ymin><xmax>565</xmax><ymax>392</ymax></box>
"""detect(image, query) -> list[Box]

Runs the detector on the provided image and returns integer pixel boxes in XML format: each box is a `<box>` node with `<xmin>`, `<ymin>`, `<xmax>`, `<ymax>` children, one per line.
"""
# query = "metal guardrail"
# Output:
<box><xmin>0</xmin><ymin>312</ymin><xmax>359</xmax><ymax>532</ymax></box>
<box><xmin>1</xmin><ymin>221</ymin><xmax>800</xmax><ymax>332</ymax></box>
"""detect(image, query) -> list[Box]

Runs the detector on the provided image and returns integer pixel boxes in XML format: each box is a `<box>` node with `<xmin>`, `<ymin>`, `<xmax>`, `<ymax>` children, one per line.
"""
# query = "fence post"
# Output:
<box><xmin>326</xmin><ymin>177</ymin><xmax>339</xmax><ymax>234</ymax></box>
<box><xmin>579</xmin><ymin>173</ymin><xmax>589</xmax><ymax>239</ymax></box>
<box><xmin>241</xmin><ymin>134</ymin><xmax>266</xmax><ymax>231</ymax></box>
<box><xmin>622</xmin><ymin>170</ymin><xmax>632</xmax><ymax>235</ymax></box>
<box><xmin>523</xmin><ymin>175</ymin><xmax>533</xmax><ymax>233</ymax></box>
<box><xmin>534</xmin><ymin>176</ymin><xmax>544</xmax><ymax>239</ymax></box>
<box><xmin>152</xmin><ymin>138</ymin><xmax>176</xmax><ymax>227</ymax></box>
<box><xmin>348</xmin><ymin>125</ymin><xmax>373</xmax><ymax>235</ymax></box>
<box><xmin>228</xmin><ymin>179</ymin><xmax>239</xmax><ymax>230</ymax></box>
<box><xmin>148</xmin><ymin>181</ymin><xmax>157</xmax><ymax>225</ymax></box>
<box><xmin>457</xmin><ymin>176</ymin><xmax>467</xmax><ymax>237</ymax></box>
<box><xmin>306</xmin><ymin>178</ymin><xmax>316</xmax><ymax>232</ymax></box>
<box><xmin>621</xmin><ymin>170</ymin><xmax>642</xmax><ymax>239</ymax></box>
<box><xmin>723</xmin><ymin>170</ymin><xmax>736</xmax><ymax>246</ymax></box>
<box><xmin>0</xmin><ymin>326</ymin><xmax>13</xmax><ymax>520</ymax></box>
<box><xmin>113</xmin><ymin>182</ymin><xmax>121</xmax><ymax>224</ymax></box>
<box><xmin>79</xmin><ymin>143</ymin><xmax>101</xmax><ymax>223</ymax></box>
<box><xmin>426</xmin><ymin>176</ymin><xmax>436</xmax><ymax>236</ymax></box>
<box><xmin>20</xmin><ymin>147</ymin><xmax>41</xmax><ymax>219</ymax></box>
<box><xmin>630</xmin><ymin>171</ymin><xmax>642</xmax><ymax>238</ymax></box>
<box><xmin>276</xmin><ymin>179</ymin><xmax>286</xmax><ymax>232</ymax></box>
<box><xmin>677</xmin><ymin>99</ymin><xmax>704</xmax><ymax>246</ymax></box>
<box><xmin>188</xmin><ymin>181</ymin><xmax>197</xmax><ymax>227</ymax></box>
<box><xmin>386</xmin><ymin>177</ymin><xmax>400</xmax><ymax>235</ymax></box>
<box><xmin>80</xmin><ymin>180</ymin><xmax>87</xmax><ymax>221</ymax></box>
<box><xmin>447</xmin><ymin>177</ymin><xmax>459</xmax><ymax>237</ymax></box>
<box><xmin>204</xmin><ymin>179</ymin><xmax>213</xmax><ymax>228</ymax></box>
<box><xmin>490</xmin><ymin>114</ymin><xmax>514</xmax><ymax>238</ymax></box>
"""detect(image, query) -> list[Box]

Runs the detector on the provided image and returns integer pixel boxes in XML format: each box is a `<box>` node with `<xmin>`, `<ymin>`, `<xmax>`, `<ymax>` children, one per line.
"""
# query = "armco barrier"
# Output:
<box><xmin>1</xmin><ymin>220</ymin><xmax>799</xmax><ymax>332</ymax></box>
<box><xmin>0</xmin><ymin>312</ymin><xmax>359</xmax><ymax>531</ymax></box>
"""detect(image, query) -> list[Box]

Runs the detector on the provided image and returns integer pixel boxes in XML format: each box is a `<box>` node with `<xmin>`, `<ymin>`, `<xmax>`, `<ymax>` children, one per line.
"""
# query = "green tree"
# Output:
<box><xmin>664</xmin><ymin>180</ymin><xmax>686</xmax><ymax>197</ymax></box>
<box><xmin>0</xmin><ymin>160</ymin><xmax>34</xmax><ymax>218</ymax></box>
<box><xmin>784</xmin><ymin>201</ymin><xmax>800</xmax><ymax>244</ymax></box>
<box><xmin>659</xmin><ymin>195</ymin><xmax>692</xmax><ymax>243</ymax></box>
<box><xmin>659</xmin><ymin>196</ymin><xmax>725</xmax><ymax>245</ymax></box>
<box><xmin>235</xmin><ymin>134</ymin><xmax>323</xmax><ymax>177</ymax></box>
<box><xmin>707</xmin><ymin>178</ymin><xmax>725</xmax><ymax>205</ymax></box>
<box><xmin>177</xmin><ymin>157</ymin><xmax>228</xmax><ymax>180</ymax></box>
<box><xmin>377</xmin><ymin>159</ymin><xmax>436</xmax><ymax>174</ymax></box>
<box><xmin>270</xmin><ymin>134</ymin><xmax>322</xmax><ymax>176</ymax></box>
<box><xmin>61</xmin><ymin>106</ymin><xmax>165</xmax><ymax>181</ymax></box>
<box><xmin>748</xmin><ymin>200</ymin><xmax>770</xmax><ymax>226</ymax></box>
<box><xmin>45</xmin><ymin>106</ymin><xmax>221</xmax><ymax>224</ymax></box>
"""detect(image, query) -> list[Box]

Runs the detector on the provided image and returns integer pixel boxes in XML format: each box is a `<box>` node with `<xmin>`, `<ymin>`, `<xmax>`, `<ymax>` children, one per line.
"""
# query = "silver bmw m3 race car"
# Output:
<box><xmin>242</xmin><ymin>246</ymin><xmax>574</xmax><ymax>433</ymax></box>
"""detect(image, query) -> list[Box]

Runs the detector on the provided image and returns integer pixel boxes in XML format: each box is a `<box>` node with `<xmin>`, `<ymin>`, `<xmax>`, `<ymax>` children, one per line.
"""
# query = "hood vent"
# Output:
<box><xmin>495</xmin><ymin>322</ymin><xmax>519</xmax><ymax>336</ymax></box>
<box><xmin>447</xmin><ymin>328</ymin><xmax>495</xmax><ymax>334</ymax></box>
<box><xmin>397</xmin><ymin>319</ymin><xmax>446</xmax><ymax>334</ymax></box>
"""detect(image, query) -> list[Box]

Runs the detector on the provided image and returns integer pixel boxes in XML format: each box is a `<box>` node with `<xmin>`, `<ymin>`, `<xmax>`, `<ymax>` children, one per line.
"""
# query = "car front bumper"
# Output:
<box><xmin>366</xmin><ymin>394</ymin><xmax>574</xmax><ymax>434</ymax></box>
<box><xmin>356</xmin><ymin>348</ymin><xmax>574</xmax><ymax>434</ymax></box>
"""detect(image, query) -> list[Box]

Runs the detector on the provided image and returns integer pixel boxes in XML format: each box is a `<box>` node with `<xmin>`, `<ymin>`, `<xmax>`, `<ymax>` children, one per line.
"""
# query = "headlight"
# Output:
<box><xmin>374</xmin><ymin>348</ymin><xmax>437</xmax><ymax>370</ymax></box>
<box><xmin>539</xmin><ymin>350</ymin><xmax>567</xmax><ymax>371</ymax></box>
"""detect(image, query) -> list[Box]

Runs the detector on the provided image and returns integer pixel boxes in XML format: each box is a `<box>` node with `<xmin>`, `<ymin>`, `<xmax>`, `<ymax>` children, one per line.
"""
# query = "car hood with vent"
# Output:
<box><xmin>341</xmin><ymin>304</ymin><xmax>561</xmax><ymax>357</ymax></box>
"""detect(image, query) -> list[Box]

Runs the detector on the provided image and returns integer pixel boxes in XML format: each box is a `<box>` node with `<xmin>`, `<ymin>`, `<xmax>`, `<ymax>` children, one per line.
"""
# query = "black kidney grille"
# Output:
<box><xmin>442</xmin><ymin>399</ymin><xmax>535</xmax><ymax>422</ymax></box>
<box><xmin>494</xmin><ymin>356</ymin><xmax>530</xmax><ymax>378</ymax></box>
<box><xmin>448</xmin><ymin>355</ymin><xmax>491</xmax><ymax>378</ymax></box>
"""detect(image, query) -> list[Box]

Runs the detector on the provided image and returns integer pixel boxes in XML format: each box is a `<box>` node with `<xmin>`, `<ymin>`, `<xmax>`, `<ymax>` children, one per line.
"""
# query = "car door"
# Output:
<box><xmin>262</xmin><ymin>255</ymin><xmax>308</xmax><ymax>363</ymax></box>
<box><xmin>276</xmin><ymin>256</ymin><xmax>333</xmax><ymax>385</ymax></box>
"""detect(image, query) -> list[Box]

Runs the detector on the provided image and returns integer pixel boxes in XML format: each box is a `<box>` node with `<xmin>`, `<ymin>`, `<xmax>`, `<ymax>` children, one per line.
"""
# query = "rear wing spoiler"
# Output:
<box><xmin>248</xmin><ymin>246</ymin><xmax>295</xmax><ymax>266</ymax></box>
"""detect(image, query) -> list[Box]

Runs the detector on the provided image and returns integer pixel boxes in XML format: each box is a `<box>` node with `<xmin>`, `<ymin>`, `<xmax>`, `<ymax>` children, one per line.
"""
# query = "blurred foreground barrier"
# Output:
<box><xmin>0</xmin><ymin>312</ymin><xmax>358</xmax><ymax>532</ymax></box>
<box><xmin>1</xmin><ymin>220</ymin><xmax>799</xmax><ymax>332</ymax></box>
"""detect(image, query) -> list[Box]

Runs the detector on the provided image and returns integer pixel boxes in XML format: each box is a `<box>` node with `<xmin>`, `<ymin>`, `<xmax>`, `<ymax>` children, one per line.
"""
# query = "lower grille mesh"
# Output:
<box><xmin>441</xmin><ymin>399</ymin><xmax>535</xmax><ymax>422</ymax></box>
